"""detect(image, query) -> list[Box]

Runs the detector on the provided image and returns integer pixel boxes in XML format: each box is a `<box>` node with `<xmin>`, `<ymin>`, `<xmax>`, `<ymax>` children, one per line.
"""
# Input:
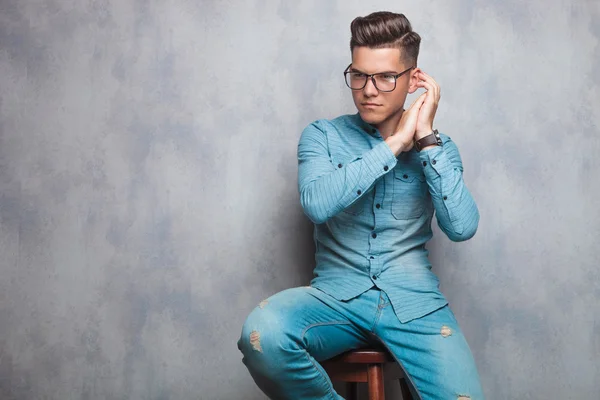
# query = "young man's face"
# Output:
<box><xmin>349</xmin><ymin>47</ymin><xmax>417</xmax><ymax>126</ymax></box>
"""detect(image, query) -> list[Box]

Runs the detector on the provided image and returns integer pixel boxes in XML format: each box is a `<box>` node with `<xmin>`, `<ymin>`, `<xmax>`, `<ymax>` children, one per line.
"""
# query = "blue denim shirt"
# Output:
<box><xmin>297</xmin><ymin>113</ymin><xmax>479</xmax><ymax>323</ymax></box>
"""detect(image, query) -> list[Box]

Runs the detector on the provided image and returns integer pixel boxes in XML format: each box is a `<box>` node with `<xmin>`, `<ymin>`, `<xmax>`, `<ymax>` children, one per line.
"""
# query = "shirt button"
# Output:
<box><xmin>403</xmin><ymin>174</ymin><xmax>408</xmax><ymax>179</ymax></box>
<box><xmin>372</xmin><ymin>275</ymin><xmax>377</xmax><ymax>280</ymax></box>
<box><xmin>443</xmin><ymin>195</ymin><xmax>448</xmax><ymax>200</ymax></box>
<box><xmin>383</xmin><ymin>165</ymin><xmax>389</xmax><ymax>171</ymax></box>
<box><xmin>371</xmin><ymin>232</ymin><xmax>377</xmax><ymax>239</ymax></box>
<box><xmin>357</xmin><ymin>190</ymin><xmax>362</xmax><ymax>195</ymax></box>
<box><xmin>338</xmin><ymin>163</ymin><xmax>343</xmax><ymax>168</ymax></box>
<box><xmin>376</xmin><ymin>204</ymin><xmax>381</xmax><ymax>209</ymax></box>
<box><xmin>422</xmin><ymin>161</ymin><xmax>427</xmax><ymax>167</ymax></box>
<box><xmin>432</xmin><ymin>160</ymin><xmax>437</xmax><ymax>165</ymax></box>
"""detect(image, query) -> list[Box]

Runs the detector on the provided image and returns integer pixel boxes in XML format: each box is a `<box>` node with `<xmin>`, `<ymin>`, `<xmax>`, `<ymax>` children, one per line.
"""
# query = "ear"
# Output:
<box><xmin>407</xmin><ymin>67</ymin><xmax>421</xmax><ymax>94</ymax></box>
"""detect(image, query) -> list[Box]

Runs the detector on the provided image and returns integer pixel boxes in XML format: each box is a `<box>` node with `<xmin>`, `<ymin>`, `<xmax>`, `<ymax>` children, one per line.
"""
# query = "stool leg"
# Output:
<box><xmin>399</xmin><ymin>378</ymin><xmax>413</xmax><ymax>400</ymax></box>
<box><xmin>367</xmin><ymin>364</ymin><xmax>384</xmax><ymax>400</ymax></box>
<box><xmin>346</xmin><ymin>382</ymin><xmax>359</xmax><ymax>400</ymax></box>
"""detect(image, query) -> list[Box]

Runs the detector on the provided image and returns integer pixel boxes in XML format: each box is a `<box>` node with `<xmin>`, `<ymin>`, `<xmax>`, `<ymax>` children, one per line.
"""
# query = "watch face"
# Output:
<box><xmin>434</xmin><ymin>130</ymin><xmax>442</xmax><ymax>145</ymax></box>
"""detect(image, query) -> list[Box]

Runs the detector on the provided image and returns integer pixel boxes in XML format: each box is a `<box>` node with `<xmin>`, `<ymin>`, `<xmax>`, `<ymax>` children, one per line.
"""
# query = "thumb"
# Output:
<box><xmin>408</xmin><ymin>92</ymin><xmax>427</xmax><ymax>111</ymax></box>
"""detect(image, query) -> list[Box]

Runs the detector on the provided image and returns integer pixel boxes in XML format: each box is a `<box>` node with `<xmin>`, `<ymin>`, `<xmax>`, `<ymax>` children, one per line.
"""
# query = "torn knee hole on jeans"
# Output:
<box><xmin>259</xmin><ymin>299</ymin><xmax>269</xmax><ymax>309</ymax></box>
<box><xmin>250</xmin><ymin>331</ymin><xmax>263</xmax><ymax>352</ymax></box>
<box><xmin>440</xmin><ymin>325</ymin><xmax>452</xmax><ymax>337</ymax></box>
<box><xmin>457</xmin><ymin>396</ymin><xmax>470</xmax><ymax>400</ymax></box>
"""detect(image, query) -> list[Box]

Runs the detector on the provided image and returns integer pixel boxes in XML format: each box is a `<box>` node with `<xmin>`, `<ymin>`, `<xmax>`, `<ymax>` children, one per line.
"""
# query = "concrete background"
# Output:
<box><xmin>0</xmin><ymin>0</ymin><xmax>598</xmax><ymax>399</ymax></box>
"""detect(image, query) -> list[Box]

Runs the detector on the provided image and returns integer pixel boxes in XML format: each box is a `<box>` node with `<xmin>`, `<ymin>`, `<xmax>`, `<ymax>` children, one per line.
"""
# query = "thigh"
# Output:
<box><xmin>376</xmin><ymin>305</ymin><xmax>485</xmax><ymax>400</ymax></box>
<box><xmin>239</xmin><ymin>286</ymin><xmax>370</xmax><ymax>362</ymax></box>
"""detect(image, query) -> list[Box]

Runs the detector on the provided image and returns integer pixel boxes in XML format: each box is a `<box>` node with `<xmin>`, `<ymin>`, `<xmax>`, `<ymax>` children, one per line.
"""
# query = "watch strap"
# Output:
<box><xmin>415</xmin><ymin>129</ymin><xmax>442</xmax><ymax>152</ymax></box>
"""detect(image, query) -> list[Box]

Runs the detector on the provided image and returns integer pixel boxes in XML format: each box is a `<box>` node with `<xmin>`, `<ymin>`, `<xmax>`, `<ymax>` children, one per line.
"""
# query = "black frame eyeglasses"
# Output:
<box><xmin>343</xmin><ymin>64</ymin><xmax>415</xmax><ymax>92</ymax></box>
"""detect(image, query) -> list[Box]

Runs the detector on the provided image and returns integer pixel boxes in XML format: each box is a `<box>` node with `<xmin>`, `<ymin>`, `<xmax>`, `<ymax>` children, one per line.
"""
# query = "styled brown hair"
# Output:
<box><xmin>350</xmin><ymin>12</ymin><xmax>421</xmax><ymax>65</ymax></box>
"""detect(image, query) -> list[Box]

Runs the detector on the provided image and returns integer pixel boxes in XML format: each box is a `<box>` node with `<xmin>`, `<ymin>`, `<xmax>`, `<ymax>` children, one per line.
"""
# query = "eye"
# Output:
<box><xmin>380</xmin><ymin>74</ymin><xmax>396</xmax><ymax>81</ymax></box>
<box><xmin>351</xmin><ymin>72</ymin><xmax>366</xmax><ymax>78</ymax></box>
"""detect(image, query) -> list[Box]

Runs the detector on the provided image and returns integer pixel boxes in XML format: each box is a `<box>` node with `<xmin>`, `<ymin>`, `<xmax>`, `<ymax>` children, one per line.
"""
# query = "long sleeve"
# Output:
<box><xmin>297</xmin><ymin>121</ymin><xmax>398</xmax><ymax>224</ymax></box>
<box><xmin>418</xmin><ymin>134</ymin><xmax>479</xmax><ymax>241</ymax></box>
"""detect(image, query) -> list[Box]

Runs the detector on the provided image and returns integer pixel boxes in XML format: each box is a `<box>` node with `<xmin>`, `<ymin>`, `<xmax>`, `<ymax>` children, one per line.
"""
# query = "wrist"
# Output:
<box><xmin>384</xmin><ymin>136</ymin><xmax>409</xmax><ymax>156</ymax></box>
<box><xmin>415</xmin><ymin>128</ymin><xmax>433</xmax><ymax>140</ymax></box>
<box><xmin>418</xmin><ymin>144</ymin><xmax>438</xmax><ymax>152</ymax></box>
<box><xmin>414</xmin><ymin>129</ymin><xmax>442</xmax><ymax>152</ymax></box>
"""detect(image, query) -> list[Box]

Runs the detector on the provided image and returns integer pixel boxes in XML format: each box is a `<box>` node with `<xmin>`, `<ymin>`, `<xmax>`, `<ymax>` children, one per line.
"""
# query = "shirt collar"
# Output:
<box><xmin>352</xmin><ymin>113</ymin><xmax>379</xmax><ymax>137</ymax></box>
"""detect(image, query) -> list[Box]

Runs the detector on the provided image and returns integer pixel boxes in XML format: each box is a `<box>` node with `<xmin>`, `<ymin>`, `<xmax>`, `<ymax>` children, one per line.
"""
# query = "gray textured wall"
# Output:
<box><xmin>0</xmin><ymin>1</ymin><xmax>598</xmax><ymax>399</ymax></box>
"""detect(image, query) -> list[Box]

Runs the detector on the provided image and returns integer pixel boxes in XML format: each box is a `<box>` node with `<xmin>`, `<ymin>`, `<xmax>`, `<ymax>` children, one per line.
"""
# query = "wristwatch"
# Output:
<box><xmin>414</xmin><ymin>129</ymin><xmax>442</xmax><ymax>152</ymax></box>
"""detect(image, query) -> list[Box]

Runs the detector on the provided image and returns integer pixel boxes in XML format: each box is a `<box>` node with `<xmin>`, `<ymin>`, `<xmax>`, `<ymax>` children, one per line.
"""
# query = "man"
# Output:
<box><xmin>238</xmin><ymin>11</ymin><xmax>484</xmax><ymax>400</ymax></box>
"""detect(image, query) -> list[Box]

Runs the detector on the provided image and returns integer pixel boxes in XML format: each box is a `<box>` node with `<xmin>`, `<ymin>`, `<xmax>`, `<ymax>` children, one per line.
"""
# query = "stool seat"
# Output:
<box><xmin>328</xmin><ymin>348</ymin><xmax>395</xmax><ymax>364</ymax></box>
<box><xmin>322</xmin><ymin>348</ymin><xmax>414</xmax><ymax>400</ymax></box>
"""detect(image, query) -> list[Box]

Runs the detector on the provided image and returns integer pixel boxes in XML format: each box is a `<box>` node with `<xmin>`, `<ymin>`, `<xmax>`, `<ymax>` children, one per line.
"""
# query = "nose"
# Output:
<box><xmin>363</xmin><ymin>77</ymin><xmax>379</xmax><ymax>97</ymax></box>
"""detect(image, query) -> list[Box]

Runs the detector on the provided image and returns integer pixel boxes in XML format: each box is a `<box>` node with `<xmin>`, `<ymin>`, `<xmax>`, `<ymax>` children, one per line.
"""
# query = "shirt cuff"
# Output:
<box><xmin>364</xmin><ymin>141</ymin><xmax>398</xmax><ymax>178</ymax></box>
<box><xmin>418</xmin><ymin>144</ymin><xmax>452</xmax><ymax>179</ymax></box>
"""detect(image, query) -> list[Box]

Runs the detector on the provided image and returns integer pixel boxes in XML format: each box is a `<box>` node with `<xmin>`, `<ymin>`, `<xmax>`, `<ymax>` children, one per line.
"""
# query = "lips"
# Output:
<box><xmin>362</xmin><ymin>103</ymin><xmax>381</xmax><ymax>107</ymax></box>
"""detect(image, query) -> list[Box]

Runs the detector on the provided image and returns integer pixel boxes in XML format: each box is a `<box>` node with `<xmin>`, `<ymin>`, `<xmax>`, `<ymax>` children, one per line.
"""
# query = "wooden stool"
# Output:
<box><xmin>322</xmin><ymin>348</ymin><xmax>414</xmax><ymax>400</ymax></box>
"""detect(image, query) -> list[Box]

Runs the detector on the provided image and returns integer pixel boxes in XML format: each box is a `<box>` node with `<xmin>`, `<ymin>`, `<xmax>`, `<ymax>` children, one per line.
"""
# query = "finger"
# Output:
<box><xmin>416</xmin><ymin>81</ymin><xmax>439</xmax><ymax>105</ymax></box>
<box><xmin>408</xmin><ymin>92</ymin><xmax>427</xmax><ymax>110</ymax></box>
<box><xmin>419</xmin><ymin>71</ymin><xmax>437</xmax><ymax>84</ymax></box>
<box><xmin>417</xmin><ymin>76</ymin><xmax>440</xmax><ymax>97</ymax></box>
<box><xmin>416</xmin><ymin>80</ymin><xmax>435</xmax><ymax>95</ymax></box>
<box><xmin>414</xmin><ymin>85</ymin><xmax>434</xmax><ymax>111</ymax></box>
<box><xmin>415</xmin><ymin>92</ymin><xmax>427</xmax><ymax>108</ymax></box>
<box><xmin>417</xmin><ymin>71</ymin><xmax>438</xmax><ymax>92</ymax></box>
<box><xmin>406</xmin><ymin>94</ymin><xmax>427</xmax><ymax>124</ymax></box>
<box><xmin>418</xmin><ymin>72</ymin><xmax>440</xmax><ymax>100</ymax></box>
<box><xmin>410</xmin><ymin>92</ymin><xmax>427</xmax><ymax>106</ymax></box>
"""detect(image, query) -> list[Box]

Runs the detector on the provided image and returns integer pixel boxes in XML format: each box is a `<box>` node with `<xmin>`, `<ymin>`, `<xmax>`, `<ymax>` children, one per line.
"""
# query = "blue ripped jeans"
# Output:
<box><xmin>237</xmin><ymin>286</ymin><xmax>484</xmax><ymax>400</ymax></box>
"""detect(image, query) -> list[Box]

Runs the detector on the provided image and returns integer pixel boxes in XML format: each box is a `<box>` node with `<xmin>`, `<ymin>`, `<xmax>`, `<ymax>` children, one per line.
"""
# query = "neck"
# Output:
<box><xmin>373</xmin><ymin>109</ymin><xmax>404</xmax><ymax>140</ymax></box>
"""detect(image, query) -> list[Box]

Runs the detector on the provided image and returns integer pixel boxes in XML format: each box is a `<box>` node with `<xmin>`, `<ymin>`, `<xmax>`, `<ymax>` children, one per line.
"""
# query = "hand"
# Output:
<box><xmin>414</xmin><ymin>71</ymin><xmax>440</xmax><ymax>140</ymax></box>
<box><xmin>385</xmin><ymin>92</ymin><xmax>427</xmax><ymax>155</ymax></box>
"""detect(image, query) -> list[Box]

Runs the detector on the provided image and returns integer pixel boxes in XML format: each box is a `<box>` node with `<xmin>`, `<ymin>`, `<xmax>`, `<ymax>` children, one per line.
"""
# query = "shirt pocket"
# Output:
<box><xmin>391</xmin><ymin>168</ymin><xmax>427</xmax><ymax>220</ymax></box>
<box><xmin>331</xmin><ymin>154</ymin><xmax>365</xmax><ymax>216</ymax></box>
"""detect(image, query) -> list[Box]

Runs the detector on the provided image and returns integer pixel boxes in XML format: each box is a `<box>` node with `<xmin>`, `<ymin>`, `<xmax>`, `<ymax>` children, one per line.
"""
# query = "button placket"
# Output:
<box><xmin>368</xmin><ymin>253</ymin><xmax>382</xmax><ymax>282</ymax></box>
<box><xmin>370</xmin><ymin>257</ymin><xmax>382</xmax><ymax>282</ymax></box>
<box><xmin>368</xmin><ymin>254</ymin><xmax>377</xmax><ymax>279</ymax></box>
<box><xmin>373</xmin><ymin>179</ymin><xmax>384</xmax><ymax>213</ymax></box>
<box><xmin>368</xmin><ymin>179</ymin><xmax>386</xmax><ymax>280</ymax></box>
